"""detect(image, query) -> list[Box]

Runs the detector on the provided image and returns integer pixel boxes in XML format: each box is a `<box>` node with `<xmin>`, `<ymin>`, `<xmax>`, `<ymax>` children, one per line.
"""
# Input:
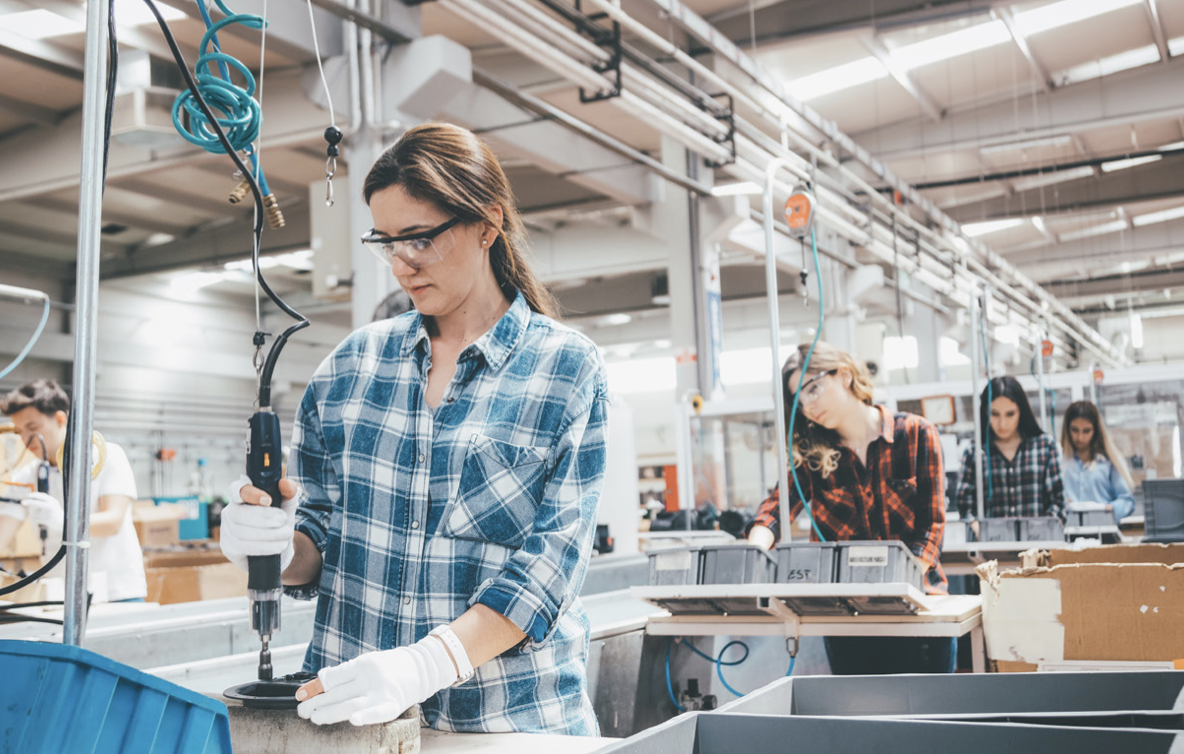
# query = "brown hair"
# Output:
<box><xmin>0</xmin><ymin>378</ymin><xmax>70</xmax><ymax>417</ymax></box>
<box><xmin>781</xmin><ymin>341</ymin><xmax>876</xmax><ymax>478</ymax></box>
<box><xmin>362</xmin><ymin>122</ymin><xmax>559</xmax><ymax>319</ymax></box>
<box><xmin>1061</xmin><ymin>400</ymin><xmax>1136</xmax><ymax>491</ymax></box>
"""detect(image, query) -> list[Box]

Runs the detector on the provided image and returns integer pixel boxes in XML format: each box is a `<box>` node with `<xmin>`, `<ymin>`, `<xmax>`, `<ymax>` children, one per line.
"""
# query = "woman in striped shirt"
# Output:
<box><xmin>955</xmin><ymin>376</ymin><xmax>1065</xmax><ymax>521</ymax></box>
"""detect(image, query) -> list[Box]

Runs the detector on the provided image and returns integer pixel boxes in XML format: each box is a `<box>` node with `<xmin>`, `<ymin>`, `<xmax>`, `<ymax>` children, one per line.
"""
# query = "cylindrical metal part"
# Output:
<box><xmin>228</xmin><ymin>180</ymin><xmax>251</xmax><ymax>204</ymax></box>
<box><xmin>263</xmin><ymin>194</ymin><xmax>285</xmax><ymax>229</ymax></box>
<box><xmin>64</xmin><ymin>0</ymin><xmax>111</xmax><ymax>647</ymax></box>
<box><xmin>765</xmin><ymin>159</ymin><xmax>793</xmax><ymax>543</ymax></box>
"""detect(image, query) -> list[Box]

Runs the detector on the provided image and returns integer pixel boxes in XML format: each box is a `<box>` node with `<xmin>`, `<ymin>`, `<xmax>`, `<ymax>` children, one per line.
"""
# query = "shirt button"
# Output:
<box><xmin>418</xmin><ymin>453</ymin><xmax>425</xmax><ymax>463</ymax></box>
<box><xmin>404</xmin><ymin>597</ymin><xmax>411</xmax><ymax>605</ymax></box>
<box><xmin>411</xmin><ymin>520</ymin><xmax>419</xmax><ymax>529</ymax></box>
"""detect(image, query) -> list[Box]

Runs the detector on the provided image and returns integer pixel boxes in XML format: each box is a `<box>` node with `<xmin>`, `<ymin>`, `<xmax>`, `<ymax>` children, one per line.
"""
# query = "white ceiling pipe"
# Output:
<box><xmin>617</xmin><ymin>90</ymin><xmax>733</xmax><ymax>164</ymax></box>
<box><xmin>620</xmin><ymin>62</ymin><xmax>732</xmax><ymax>139</ymax></box>
<box><xmin>489</xmin><ymin>0</ymin><xmax>610</xmax><ymax>65</ymax></box>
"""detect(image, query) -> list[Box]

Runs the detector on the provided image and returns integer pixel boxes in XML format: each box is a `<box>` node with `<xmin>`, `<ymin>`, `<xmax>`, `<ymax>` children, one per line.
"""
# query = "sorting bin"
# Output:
<box><xmin>0</xmin><ymin>639</ymin><xmax>233</xmax><ymax>754</ymax></box>
<box><xmin>1144</xmin><ymin>479</ymin><xmax>1184</xmax><ymax>543</ymax></box>
<box><xmin>834</xmin><ymin>540</ymin><xmax>924</xmax><ymax>589</ymax></box>
<box><xmin>648</xmin><ymin>546</ymin><xmax>702</xmax><ymax>586</ymax></box>
<box><xmin>699</xmin><ymin>544</ymin><xmax>777</xmax><ymax>584</ymax></box>
<box><xmin>979</xmin><ymin>517</ymin><xmax>1021</xmax><ymax>542</ymax></box>
<box><xmin>1019</xmin><ymin>516</ymin><xmax>1065</xmax><ymax>541</ymax></box>
<box><xmin>774</xmin><ymin>542</ymin><xmax>838</xmax><ymax>584</ymax></box>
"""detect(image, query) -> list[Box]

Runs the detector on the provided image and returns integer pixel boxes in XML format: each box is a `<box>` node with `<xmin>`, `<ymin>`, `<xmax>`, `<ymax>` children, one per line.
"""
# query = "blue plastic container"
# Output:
<box><xmin>154</xmin><ymin>496</ymin><xmax>211</xmax><ymax>541</ymax></box>
<box><xmin>0</xmin><ymin>640</ymin><xmax>233</xmax><ymax>754</ymax></box>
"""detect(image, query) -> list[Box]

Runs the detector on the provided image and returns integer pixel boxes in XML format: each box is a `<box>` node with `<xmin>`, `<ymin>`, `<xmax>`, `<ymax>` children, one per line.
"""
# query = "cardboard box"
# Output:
<box><xmin>0</xmin><ymin>571</ymin><xmax>47</xmax><ymax>605</ymax></box>
<box><xmin>0</xmin><ymin>517</ymin><xmax>43</xmax><ymax>559</ymax></box>
<box><xmin>144</xmin><ymin>561</ymin><xmax>247</xmax><ymax>605</ymax></box>
<box><xmin>979</xmin><ymin>543</ymin><xmax>1184</xmax><ymax>672</ymax></box>
<box><xmin>132</xmin><ymin>501</ymin><xmax>188</xmax><ymax>548</ymax></box>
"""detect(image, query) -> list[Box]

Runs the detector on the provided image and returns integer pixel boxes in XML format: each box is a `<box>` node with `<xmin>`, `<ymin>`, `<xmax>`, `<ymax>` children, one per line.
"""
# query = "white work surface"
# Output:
<box><xmin>421</xmin><ymin>729</ymin><xmax>614</xmax><ymax>754</ymax></box>
<box><xmin>633</xmin><ymin>584</ymin><xmax>986</xmax><ymax>672</ymax></box>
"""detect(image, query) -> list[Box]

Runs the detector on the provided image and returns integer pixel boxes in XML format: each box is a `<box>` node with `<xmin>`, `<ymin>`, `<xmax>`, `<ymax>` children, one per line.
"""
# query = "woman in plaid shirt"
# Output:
<box><xmin>220</xmin><ymin>124</ymin><xmax>609</xmax><ymax>733</ymax></box>
<box><xmin>747</xmin><ymin>342</ymin><xmax>954</xmax><ymax>674</ymax></box>
<box><xmin>955</xmin><ymin>376</ymin><xmax>1065</xmax><ymax>521</ymax></box>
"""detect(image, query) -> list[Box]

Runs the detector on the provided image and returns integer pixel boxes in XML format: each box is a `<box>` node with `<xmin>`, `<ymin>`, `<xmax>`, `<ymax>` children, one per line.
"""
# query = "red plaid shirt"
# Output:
<box><xmin>753</xmin><ymin>407</ymin><xmax>948</xmax><ymax>594</ymax></box>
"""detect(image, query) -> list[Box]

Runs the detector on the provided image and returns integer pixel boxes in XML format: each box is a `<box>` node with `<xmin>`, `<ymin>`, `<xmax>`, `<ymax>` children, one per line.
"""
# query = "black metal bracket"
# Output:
<box><xmin>703</xmin><ymin>92</ymin><xmax>736</xmax><ymax>168</ymax></box>
<box><xmin>578</xmin><ymin>18</ymin><xmax>623</xmax><ymax>104</ymax></box>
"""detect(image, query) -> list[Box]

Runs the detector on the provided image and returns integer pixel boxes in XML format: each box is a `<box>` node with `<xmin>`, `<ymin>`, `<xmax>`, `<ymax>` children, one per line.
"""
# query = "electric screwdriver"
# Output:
<box><xmin>34</xmin><ymin>433</ymin><xmax>50</xmax><ymax>556</ymax></box>
<box><xmin>246</xmin><ymin>408</ymin><xmax>284</xmax><ymax>681</ymax></box>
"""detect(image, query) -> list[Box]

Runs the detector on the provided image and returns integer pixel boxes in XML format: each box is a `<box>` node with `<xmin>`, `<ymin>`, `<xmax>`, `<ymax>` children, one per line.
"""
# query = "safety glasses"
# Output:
<box><xmin>789</xmin><ymin>369</ymin><xmax>838</xmax><ymax>407</ymax></box>
<box><xmin>361</xmin><ymin>217</ymin><xmax>462</xmax><ymax>270</ymax></box>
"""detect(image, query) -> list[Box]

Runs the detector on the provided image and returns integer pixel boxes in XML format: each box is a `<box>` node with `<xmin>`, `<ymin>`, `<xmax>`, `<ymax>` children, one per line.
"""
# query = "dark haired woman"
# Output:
<box><xmin>747</xmin><ymin>341</ymin><xmax>953</xmax><ymax>674</ymax></box>
<box><xmin>955</xmin><ymin>376</ymin><xmax>1064</xmax><ymax>521</ymax></box>
<box><xmin>219</xmin><ymin>123</ymin><xmax>608</xmax><ymax>733</ymax></box>
<box><xmin>1061</xmin><ymin>400</ymin><xmax>1135</xmax><ymax>522</ymax></box>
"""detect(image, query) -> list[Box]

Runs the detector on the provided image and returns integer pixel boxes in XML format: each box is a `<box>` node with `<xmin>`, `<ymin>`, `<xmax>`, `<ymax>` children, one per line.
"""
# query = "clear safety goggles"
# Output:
<box><xmin>361</xmin><ymin>216</ymin><xmax>462</xmax><ymax>270</ymax></box>
<box><xmin>789</xmin><ymin>369</ymin><xmax>837</xmax><ymax>407</ymax></box>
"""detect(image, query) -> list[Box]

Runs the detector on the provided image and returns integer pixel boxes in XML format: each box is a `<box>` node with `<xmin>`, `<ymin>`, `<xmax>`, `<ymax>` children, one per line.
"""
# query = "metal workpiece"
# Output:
<box><xmin>222</xmin><ymin>698</ymin><xmax>420</xmax><ymax>754</ymax></box>
<box><xmin>763</xmin><ymin>159</ymin><xmax>794</xmax><ymax>545</ymax></box>
<box><xmin>716</xmin><ymin>672</ymin><xmax>1184</xmax><ymax>717</ymax></box>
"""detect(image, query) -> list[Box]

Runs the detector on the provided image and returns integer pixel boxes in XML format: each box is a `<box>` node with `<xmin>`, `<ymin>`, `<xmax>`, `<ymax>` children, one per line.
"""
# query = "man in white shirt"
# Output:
<box><xmin>0</xmin><ymin>379</ymin><xmax>146</xmax><ymax>602</ymax></box>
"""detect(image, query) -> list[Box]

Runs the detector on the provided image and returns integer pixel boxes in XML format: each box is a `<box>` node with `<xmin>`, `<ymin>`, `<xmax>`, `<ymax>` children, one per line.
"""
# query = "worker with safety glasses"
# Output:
<box><xmin>0</xmin><ymin>379</ymin><xmax>146</xmax><ymax>603</ymax></box>
<box><xmin>219</xmin><ymin>123</ymin><xmax>609</xmax><ymax>733</ymax></box>
<box><xmin>747</xmin><ymin>342</ymin><xmax>953</xmax><ymax>674</ymax></box>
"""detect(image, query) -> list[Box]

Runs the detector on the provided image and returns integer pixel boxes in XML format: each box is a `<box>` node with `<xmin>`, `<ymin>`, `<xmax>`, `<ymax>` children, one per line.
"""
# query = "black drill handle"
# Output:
<box><xmin>246</xmin><ymin>410</ymin><xmax>285</xmax><ymax>590</ymax></box>
<box><xmin>36</xmin><ymin>462</ymin><xmax>50</xmax><ymax>494</ymax></box>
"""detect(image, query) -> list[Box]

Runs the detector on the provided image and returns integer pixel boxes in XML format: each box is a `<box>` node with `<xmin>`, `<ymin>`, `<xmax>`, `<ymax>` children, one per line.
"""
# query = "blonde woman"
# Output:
<box><xmin>747</xmin><ymin>342</ymin><xmax>951</xmax><ymax>674</ymax></box>
<box><xmin>1061</xmin><ymin>400</ymin><xmax>1136</xmax><ymax>522</ymax></box>
<box><xmin>220</xmin><ymin>124</ymin><xmax>608</xmax><ymax>733</ymax></box>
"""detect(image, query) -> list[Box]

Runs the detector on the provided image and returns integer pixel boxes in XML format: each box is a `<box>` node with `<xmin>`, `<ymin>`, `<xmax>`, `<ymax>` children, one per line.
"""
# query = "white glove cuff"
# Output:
<box><xmin>429</xmin><ymin>625</ymin><xmax>475</xmax><ymax>686</ymax></box>
<box><xmin>0</xmin><ymin>502</ymin><xmax>27</xmax><ymax>521</ymax></box>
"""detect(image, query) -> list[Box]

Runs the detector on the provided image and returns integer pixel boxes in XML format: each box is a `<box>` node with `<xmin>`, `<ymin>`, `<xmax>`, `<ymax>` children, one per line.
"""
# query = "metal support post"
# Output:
<box><xmin>968</xmin><ymin>285</ymin><xmax>986</xmax><ymax>523</ymax></box>
<box><xmin>63</xmin><ymin>0</ymin><xmax>111</xmax><ymax>646</ymax></box>
<box><xmin>1035</xmin><ymin>326</ymin><xmax>1048</xmax><ymax>433</ymax></box>
<box><xmin>764</xmin><ymin>159</ymin><xmax>793</xmax><ymax>542</ymax></box>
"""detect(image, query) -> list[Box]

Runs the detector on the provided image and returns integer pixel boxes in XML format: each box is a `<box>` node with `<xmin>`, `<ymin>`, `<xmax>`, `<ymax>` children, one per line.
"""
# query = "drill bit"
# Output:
<box><xmin>258</xmin><ymin>636</ymin><xmax>273</xmax><ymax>681</ymax></box>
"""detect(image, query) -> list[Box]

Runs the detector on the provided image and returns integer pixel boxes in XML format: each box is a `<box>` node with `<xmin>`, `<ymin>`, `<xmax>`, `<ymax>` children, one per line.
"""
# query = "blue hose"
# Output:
<box><xmin>788</xmin><ymin>224</ymin><xmax>826</xmax><ymax>542</ymax></box>
<box><xmin>665</xmin><ymin>639</ymin><xmax>686</xmax><ymax>712</ymax></box>
<box><xmin>172</xmin><ymin>0</ymin><xmax>271</xmax><ymax>195</ymax></box>
<box><xmin>786</xmin><ymin>655</ymin><xmax>796</xmax><ymax>676</ymax></box>
<box><xmin>0</xmin><ymin>297</ymin><xmax>50</xmax><ymax>381</ymax></box>
<box><xmin>681</xmin><ymin>638</ymin><xmax>750</xmax><ymax>698</ymax></box>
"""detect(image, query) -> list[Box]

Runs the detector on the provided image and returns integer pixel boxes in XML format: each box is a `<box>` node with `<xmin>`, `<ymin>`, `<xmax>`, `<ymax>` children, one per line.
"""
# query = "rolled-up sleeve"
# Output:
<box><xmin>470</xmin><ymin>377</ymin><xmax>609</xmax><ymax>645</ymax></box>
<box><xmin>286</xmin><ymin>384</ymin><xmax>340</xmax><ymax>598</ymax></box>
<box><xmin>907</xmin><ymin>422</ymin><xmax>945</xmax><ymax>573</ymax></box>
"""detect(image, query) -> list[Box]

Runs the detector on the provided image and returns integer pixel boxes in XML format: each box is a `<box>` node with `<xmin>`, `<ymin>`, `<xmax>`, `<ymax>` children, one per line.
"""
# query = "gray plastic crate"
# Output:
<box><xmin>699</xmin><ymin>544</ymin><xmax>778</xmax><ymax>585</ymax></box>
<box><xmin>1065</xmin><ymin>502</ymin><xmax>1115</xmax><ymax>528</ymax></box>
<box><xmin>1019</xmin><ymin>516</ymin><xmax>1065</xmax><ymax>541</ymax></box>
<box><xmin>1144</xmin><ymin>479</ymin><xmax>1184</xmax><ymax>543</ymax></box>
<box><xmin>774</xmin><ymin>542</ymin><xmax>838</xmax><ymax>583</ymax></box>
<box><xmin>835</xmin><ymin>540</ymin><xmax>925</xmax><ymax>589</ymax></box>
<box><xmin>647</xmin><ymin>546</ymin><xmax>701</xmax><ymax>586</ymax></box>
<box><xmin>979</xmin><ymin>517</ymin><xmax>1021</xmax><ymax>542</ymax></box>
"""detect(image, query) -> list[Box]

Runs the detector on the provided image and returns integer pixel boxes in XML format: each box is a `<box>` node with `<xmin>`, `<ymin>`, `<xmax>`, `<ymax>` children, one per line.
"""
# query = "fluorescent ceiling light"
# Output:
<box><xmin>1170</xmin><ymin>36</ymin><xmax>1184</xmax><ymax>57</ymax></box>
<box><xmin>787</xmin><ymin>57</ymin><xmax>888</xmax><ymax>101</ymax></box>
<box><xmin>711</xmin><ymin>181</ymin><xmax>762</xmax><ymax>197</ymax></box>
<box><xmin>1159</xmin><ymin>141</ymin><xmax>1184</xmax><ymax>152</ymax></box>
<box><xmin>1057</xmin><ymin>44</ymin><xmax>1160</xmax><ymax>86</ymax></box>
<box><xmin>1031</xmin><ymin>216</ymin><xmax>1048</xmax><ymax>234</ymax></box>
<box><xmin>891</xmin><ymin>20</ymin><xmax>1010</xmax><ymax>71</ymax></box>
<box><xmin>1132</xmin><ymin>205</ymin><xmax>1184</xmax><ymax>227</ymax></box>
<box><xmin>961</xmin><ymin>218</ymin><xmax>1026</xmax><ymax>237</ymax></box>
<box><xmin>1058</xmin><ymin>219</ymin><xmax>1128</xmax><ymax>242</ymax></box>
<box><xmin>1013</xmin><ymin>0</ymin><xmax>1142</xmax><ymax>37</ymax></box>
<box><xmin>979</xmin><ymin>134</ymin><xmax>1073</xmax><ymax>155</ymax></box>
<box><xmin>1100</xmin><ymin>154</ymin><xmax>1162</xmax><ymax>172</ymax></box>
<box><xmin>1010</xmin><ymin>165</ymin><xmax>1095</xmax><ymax>192</ymax></box>
<box><xmin>2</xmin><ymin>10</ymin><xmax>84</xmax><ymax>39</ymax></box>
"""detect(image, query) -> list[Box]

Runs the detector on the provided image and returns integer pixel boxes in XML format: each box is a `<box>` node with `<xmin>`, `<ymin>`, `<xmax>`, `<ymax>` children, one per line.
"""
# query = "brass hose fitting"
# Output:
<box><xmin>228</xmin><ymin>180</ymin><xmax>251</xmax><ymax>205</ymax></box>
<box><xmin>263</xmin><ymin>194</ymin><xmax>285</xmax><ymax>229</ymax></box>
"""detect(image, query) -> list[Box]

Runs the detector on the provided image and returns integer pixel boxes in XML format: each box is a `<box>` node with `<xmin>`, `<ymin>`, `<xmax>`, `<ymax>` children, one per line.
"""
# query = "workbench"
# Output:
<box><xmin>632</xmin><ymin>584</ymin><xmax>986</xmax><ymax>672</ymax></box>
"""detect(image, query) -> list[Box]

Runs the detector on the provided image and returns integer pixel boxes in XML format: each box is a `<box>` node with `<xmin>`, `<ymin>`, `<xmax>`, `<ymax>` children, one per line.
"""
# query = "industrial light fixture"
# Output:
<box><xmin>1010</xmin><ymin>166</ymin><xmax>1096</xmax><ymax>192</ymax></box>
<box><xmin>1132</xmin><ymin>205</ymin><xmax>1184</xmax><ymax>227</ymax></box>
<box><xmin>1100</xmin><ymin>154</ymin><xmax>1162</xmax><ymax>172</ymax></box>
<box><xmin>1058</xmin><ymin>219</ymin><xmax>1128</xmax><ymax>242</ymax></box>
<box><xmin>1013</xmin><ymin>0</ymin><xmax>1141</xmax><ymax>37</ymax></box>
<box><xmin>787</xmin><ymin>57</ymin><xmax>888</xmax><ymax>101</ymax></box>
<box><xmin>978</xmin><ymin>134</ymin><xmax>1074</xmax><ymax>155</ymax></box>
<box><xmin>1031</xmin><ymin>216</ymin><xmax>1048</xmax><ymax>234</ymax></box>
<box><xmin>961</xmin><ymin>218</ymin><xmax>1026</xmax><ymax>237</ymax></box>
<box><xmin>1057</xmin><ymin>44</ymin><xmax>1160</xmax><ymax>86</ymax></box>
<box><xmin>891</xmin><ymin>20</ymin><xmax>1010</xmax><ymax>71</ymax></box>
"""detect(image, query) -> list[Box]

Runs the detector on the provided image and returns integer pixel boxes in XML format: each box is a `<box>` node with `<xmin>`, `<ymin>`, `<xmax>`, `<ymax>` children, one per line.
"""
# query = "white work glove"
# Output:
<box><xmin>218</xmin><ymin>475</ymin><xmax>299</xmax><ymax>572</ymax></box>
<box><xmin>296</xmin><ymin>633</ymin><xmax>460</xmax><ymax>726</ymax></box>
<box><xmin>0</xmin><ymin>501</ymin><xmax>27</xmax><ymax>521</ymax></box>
<box><xmin>22</xmin><ymin>492</ymin><xmax>64</xmax><ymax>531</ymax></box>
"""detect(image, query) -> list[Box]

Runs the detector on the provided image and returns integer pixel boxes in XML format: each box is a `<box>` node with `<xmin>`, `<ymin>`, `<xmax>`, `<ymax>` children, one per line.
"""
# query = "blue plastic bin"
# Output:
<box><xmin>0</xmin><ymin>640</ymin><xmax>233</xmax><ymax>754</ymax></box>
<box><xmin>154</xmin><ymin>496</ymin><xmax>210</xmax><ymax>541</ymax></box>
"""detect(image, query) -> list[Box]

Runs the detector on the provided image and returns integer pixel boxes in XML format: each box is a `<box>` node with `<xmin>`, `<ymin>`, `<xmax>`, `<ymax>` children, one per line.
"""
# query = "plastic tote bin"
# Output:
<box><xmin>835</xmin><ymin>540</ymin><xmax>924</xmax><ymax>589</ymax></box>
<box><xmin>648</xmin><ymin>546</ymin><xmax>702</xmax><ymax>586</ymax></box>
<box><xmin>775</xmin><ymin>542</ymin><xmax>838</xmax><ymax>584</ymax></box>
<box><xmin>1143</xmin><ymin>479</ymin><xmax>1184</xmax><ymax>543</ymax></box>
<box><xmin>0</xmin><ymin>639</ymin><xmax>233</xmax><ymax>754</ymax></box>
<box><xmin>1019</xmin><ymin>516</ymin><xmax>1065</xmax><ymax>541</ymax></box>
<box><xmin>155</xmin><ymin>496</ymin><xmax>210</xmax><ymax>541</ymax></box>
<box><xmin>699</xmin><ymin>543</ymin><xmax>778</xmax><ymax>584</ymax></box>
<box><xmin>978</xmin><ymin>517</ymin><xmax>1020</xmax><ymax>542</ymax></box>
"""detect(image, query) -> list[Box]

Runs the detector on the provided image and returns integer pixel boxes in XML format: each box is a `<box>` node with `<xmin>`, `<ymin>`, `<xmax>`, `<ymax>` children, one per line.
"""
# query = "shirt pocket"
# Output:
<box><xmin>441</xmin><ymin>434</ymin><xmax>551</xmax><ymax>548</ymax></box>
<box><xmin>884</xmin><ymin>476</ymin><xmax>919</xmax><ymax>531</ymax></box>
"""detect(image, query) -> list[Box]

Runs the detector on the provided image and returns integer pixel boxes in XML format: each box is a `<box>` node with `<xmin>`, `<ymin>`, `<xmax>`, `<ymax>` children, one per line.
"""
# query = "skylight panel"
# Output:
<box><xmin>1013</xmin><ymin>0</ymin><xmax>1142</xmax><ymax>37</ymax></box>
<box><xmin>962</xmin><ymin>218</ymin><xmax>1027</xmax><ymax>237</ymax></box>
<box><xmin>1100</xmin><ymin>154</ymin><xmax>1162</xmax><ymax>172</ymax></box>
<box><xmin>890</xmin><ymin>20</ymin><xmax>1011</xmax><ymax>70</ymax></box>
<box><xmin>787</xmin><ymin>57</ymin><xmax>888</xmax><ymax>101</ymax></box>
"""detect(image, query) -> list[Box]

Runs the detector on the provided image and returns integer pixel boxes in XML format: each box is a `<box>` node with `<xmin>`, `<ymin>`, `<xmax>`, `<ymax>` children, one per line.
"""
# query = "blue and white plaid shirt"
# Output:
<box><xmin>287</xmin><ymin>292</ymin><xmax>609</xmax><ymax>735</ymax></box>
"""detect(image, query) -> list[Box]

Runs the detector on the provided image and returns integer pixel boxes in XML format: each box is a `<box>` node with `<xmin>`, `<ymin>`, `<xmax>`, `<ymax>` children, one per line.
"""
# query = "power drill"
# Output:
<box><xmin>246</xmin><ymin>409</ymin><xmax>284</xmax><ymax>681</ymax></box>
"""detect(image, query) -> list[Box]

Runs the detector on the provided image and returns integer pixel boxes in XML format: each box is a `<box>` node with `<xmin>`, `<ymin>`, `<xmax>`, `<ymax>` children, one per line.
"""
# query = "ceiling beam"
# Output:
<box><xmin>0</xmin><ymin>249</ymin><xmax>73</xmax><ymax>280</ymax></box>
<box><xmin>993</xmin><ymin>7</ymin><xmax>1052</xmax><ymax>92</ymax></box>
<box><xmin>855</xmin><ymin>54</ymin><xmax>1184</xmax><ymax>160</ymax></box>
<box><xmin>0</xmin><ymin>218</ymin><xmax>79</xmax><ymax>246</ymax></box>
<box><xmin>1006</xmin><ymin>217</ymin><xmax>1184</xmax><ymax>283</ymax></box>
<box><xmin>944</xmin><ymin>152</ymin><xmax>1184</xmax><ymax>222</ymax></box>
<box><xmin>113</xmin><ymin>178</ymin><xmax>239</xmax><ymax>217</ymax></box>
<box><xmin>19</xmin><ymin>0</ymin><xmax>197</xmax><ymax>63</ymax></box>
<box><xmin>30</xmin><ymin>197</ymin><xmax>194</xmax><ymax>238</ymax></box>
<box><xmin>0</xmin><ymin>92</ymin><xmax>67</xmax><ymax>127</ymax></box>
<box><xmin>1143</xmin><ymin>0</ymin><xmax>1170</xmax><ymax>64</ymax></box>
<box><xmin>0</xmin><ymin>28</ymin><xmax>84</xmax><ymax>80</ymax></box>
<box><xmin>861</xmin><ymin>36</ymin><xmax>943</xmax><ymax>122</ymax></box>
<box><xmin>152</xmin><ymin>0</ymin><xmax>348</xmax><ymax>64</ymax></box>
<box><xmin>1048</xmin><ymin>267</ymin><xmax>1184</xmax><ymax>301</ymax></box>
